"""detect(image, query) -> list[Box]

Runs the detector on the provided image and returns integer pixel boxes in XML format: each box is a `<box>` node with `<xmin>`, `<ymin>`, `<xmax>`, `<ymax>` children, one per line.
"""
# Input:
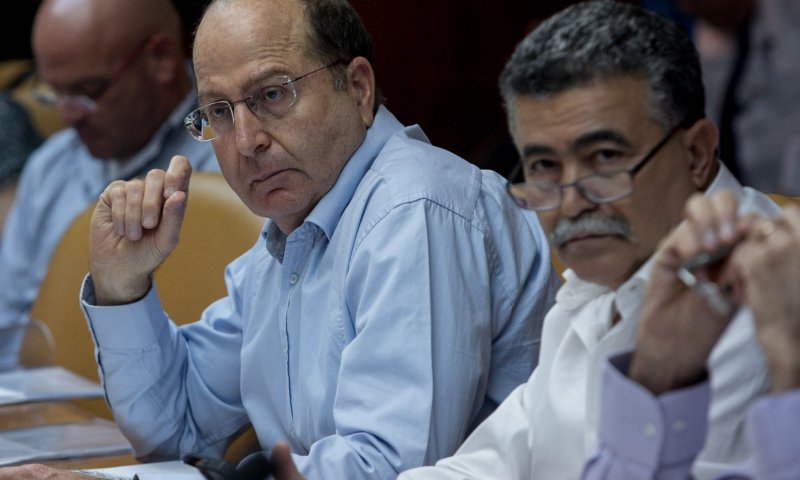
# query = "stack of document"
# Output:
<box><xmin>0</xmin><ymin>419</ymin><xmax>132</xmax><ymax>467</ymax></box>
<box><xmin>0</xmin><ymin>366</ymin><xmax>132</xmax><ymax>467</ymax></box>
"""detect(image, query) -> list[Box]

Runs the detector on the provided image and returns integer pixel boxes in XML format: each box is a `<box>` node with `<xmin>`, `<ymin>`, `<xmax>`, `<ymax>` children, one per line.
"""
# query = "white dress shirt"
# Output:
<box><xmin>400</xmin><ymin>165</ymin><xmax>779</xmax><ymax>480</ymax></box>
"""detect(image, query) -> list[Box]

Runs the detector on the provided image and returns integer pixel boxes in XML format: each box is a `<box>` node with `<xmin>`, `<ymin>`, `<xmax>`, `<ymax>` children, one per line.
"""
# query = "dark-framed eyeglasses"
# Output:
<box><xmin>32</xmin><ymin>35</ymin><xmax>153</xmax><ymax>113</ymax></box>
<box><xmin>184</xmin><ymin>61</ymin><xmax>345</xmax><ymax>141</ymax></box>
<box><xmin>506</xmin><ymin>124</ymin><xmax>682</xmax><ymax>211</ymax></box>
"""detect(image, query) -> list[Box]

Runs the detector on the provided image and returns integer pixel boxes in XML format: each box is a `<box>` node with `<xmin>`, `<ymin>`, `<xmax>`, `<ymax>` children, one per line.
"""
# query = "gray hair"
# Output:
<box><xmin>499</xmin><ymin>0</ymin><xmax>704</xmax><ymax>133</ymax></box>
<box><xmin>298</xmin><ymin>0</ymin><xmax>385</xmax><ymax>110</ymax></box>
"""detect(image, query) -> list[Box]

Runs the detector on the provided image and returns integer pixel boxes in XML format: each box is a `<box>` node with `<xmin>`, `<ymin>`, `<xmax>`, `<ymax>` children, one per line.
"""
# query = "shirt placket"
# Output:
<box><xmin>277</xmin><ymin>223</ymin><xmax>316</xmax><ymax>439</ymax></box>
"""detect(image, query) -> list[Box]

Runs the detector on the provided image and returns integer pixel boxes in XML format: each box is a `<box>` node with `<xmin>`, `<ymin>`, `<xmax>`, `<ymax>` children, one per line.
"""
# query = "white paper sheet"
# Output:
<box><xmin>83</xmin><ymin>460</ymin><xmax>205</xmax><ymax>480</ymax></box>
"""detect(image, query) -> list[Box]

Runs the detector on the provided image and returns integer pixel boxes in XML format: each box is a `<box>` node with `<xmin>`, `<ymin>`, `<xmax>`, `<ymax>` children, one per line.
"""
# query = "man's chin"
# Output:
<box><xmin>80</xmin><ymin>140</ymin><xmax>120</xmax><ymax>160</ymax></box>
<box><xmin>570</xmin><ymin>263</ymin><xmax>634</xmax><ymax>288</ymax></box>
<box><xmin>558</xmin><ymin>238</ymin><xmax>636</xmax><ymax>286</ymax></box>
<box><xmin>77</xmin><ymin>132</ymin><xmax>103</xmax><ymax>156</ymax></box>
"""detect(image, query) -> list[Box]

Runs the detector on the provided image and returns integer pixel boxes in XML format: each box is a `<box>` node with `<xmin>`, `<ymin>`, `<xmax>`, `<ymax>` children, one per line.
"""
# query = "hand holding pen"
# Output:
<box><xmin>630</xmin><ymin>190</ymin><xmax>752</xmax><ymax>395</ymax></box>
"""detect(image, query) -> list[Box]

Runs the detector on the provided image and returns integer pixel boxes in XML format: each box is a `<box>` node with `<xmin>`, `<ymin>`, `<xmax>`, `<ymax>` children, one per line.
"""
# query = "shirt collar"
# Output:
<box><xmin>265</xmin><ymin>223</ymin><xmax>287</xmax><ymax>262</ymax></box>
<box><xmin>261</xmin><ymin>106</ymin><xmax>405</xmax><ymax>253</ymax></box>
<box><xmin>556</xmin><ymin>241</ymin><xmax>656</xmax><ymax>309</ymax></box>
<box><xmin>705</xmin><ymin>161</ymin><xmax>743</xmax><ymax>198</ymax></box>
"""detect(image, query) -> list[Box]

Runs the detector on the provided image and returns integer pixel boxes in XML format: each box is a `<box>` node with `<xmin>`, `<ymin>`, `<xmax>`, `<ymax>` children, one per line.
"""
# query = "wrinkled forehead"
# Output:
<box><xmin>193</xmin><ymin>0</ymin><xmax>313</xmax><ymax>90</ymax></box>
<box><xmin>194</xmin><ymin>0</ymin><xmax>309</xmax><ymax>61</ymax></box>
<box><xmin>509</xmin><ymin>77</ymin><xmax>659</xmax><ymax>150</ymax></box>
<box><xmin>194</xmin><ymin>2</ymin><xmax>311</xmax><ymax>94</ymax></box>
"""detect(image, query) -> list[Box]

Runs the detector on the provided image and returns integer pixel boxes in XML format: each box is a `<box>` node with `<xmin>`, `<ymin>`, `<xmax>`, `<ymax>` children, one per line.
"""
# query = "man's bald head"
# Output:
<box><xmin>196</xmin><ymin>0</ymin><xmax>382</xmax><ymax>109</ymax></box>
<box><xmin>32</xmin><ymin>0</ymin><xmax>183</xmax><ymax>63</ymax></box>
<box><xmin>31</xmin><ymin>0</ymin><xmax>192</xmax><ymax>159</ymax></box>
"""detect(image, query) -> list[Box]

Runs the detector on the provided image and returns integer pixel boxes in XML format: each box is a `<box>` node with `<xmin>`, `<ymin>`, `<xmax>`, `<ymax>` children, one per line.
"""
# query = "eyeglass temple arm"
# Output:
<box><xmin>506</xmin><ymin>161</ymin><xmax>523</xmax><ymax>183</ymax></box>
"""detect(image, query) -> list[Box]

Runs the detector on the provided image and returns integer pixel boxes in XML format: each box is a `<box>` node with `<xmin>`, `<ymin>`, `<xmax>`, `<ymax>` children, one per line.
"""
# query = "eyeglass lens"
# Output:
<box><xmin>506</xmin><ymin>125</ymin><xmax>679</xmax><ymax>211</ymax></box>
<box><xmin>507</xmin><ymin>172</ymin><xmax>634</xmax><ymax>211</ymax></box>
<box><xmin>185</xmin><ymin>61</ymin><xmax>343</xmax><ymax>141</ymax></box>
<box><xmin>185</xmin><ymin>79</ymin><xmax>298</xmax><ymax>141</ymax></box>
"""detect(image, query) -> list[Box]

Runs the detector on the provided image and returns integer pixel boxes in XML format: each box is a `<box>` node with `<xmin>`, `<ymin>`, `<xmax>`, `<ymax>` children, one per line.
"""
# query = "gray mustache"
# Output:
<box><xmin>551</xmin><ymin>212</ymin><xmax>633</xmax><ymax>247</ymax></box>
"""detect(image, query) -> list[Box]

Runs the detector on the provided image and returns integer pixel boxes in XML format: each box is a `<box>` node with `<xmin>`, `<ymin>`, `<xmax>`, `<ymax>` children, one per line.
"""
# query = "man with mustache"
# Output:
<box><xmin>550</xmin><ymin>212</ymin><xmax>633</xmax><ymax>252</ymax></box>
<box><xmin>398</xmin><ymin>1</ymin><xmax>779</xmax><ymax>479</ymax></box>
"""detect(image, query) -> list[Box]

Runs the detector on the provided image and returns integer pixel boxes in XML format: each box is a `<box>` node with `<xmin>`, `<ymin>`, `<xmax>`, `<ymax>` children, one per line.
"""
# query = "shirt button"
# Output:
<box><xmin>643</xmin><ymin>422</ymin><xmax>657</xmax><ymax>437</ymax></box>
<box><xmin>673</xmin><ymin>420</ymin><xmax>686</xmax><ymax>432</ymax></box>
<box><xmin>288</xmin><ymin>273</ymin><xmax>299</xmax><ymax>285</ymax></box>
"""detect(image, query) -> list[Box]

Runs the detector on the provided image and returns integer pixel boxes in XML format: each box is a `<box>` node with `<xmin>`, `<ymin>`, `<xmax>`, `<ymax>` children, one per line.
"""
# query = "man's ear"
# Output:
<box><xmin>146</xmin><ymin>32</ymin><xmax>180</xmax><ymax>83</ymax></box>
<box><xmin>346</xmin><ymin>56</ymin><xmax>375</xmax><ymax>127</ymax></box>
<box><xmin>682</xmin><ymin>118</ymin><xmax>719</xmax><ymax>189</ymax></box>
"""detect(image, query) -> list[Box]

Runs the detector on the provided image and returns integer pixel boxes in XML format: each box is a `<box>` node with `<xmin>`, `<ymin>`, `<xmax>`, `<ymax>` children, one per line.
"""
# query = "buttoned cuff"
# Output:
<box><xmin>80</xmin><ymin>274</ymin><xmax>169</xmax><ymax>350</ymax></box>
<box><xmin>599</xmin><ymin>352</ymin><xmax>711</xmax><ymax>473</ymax></box>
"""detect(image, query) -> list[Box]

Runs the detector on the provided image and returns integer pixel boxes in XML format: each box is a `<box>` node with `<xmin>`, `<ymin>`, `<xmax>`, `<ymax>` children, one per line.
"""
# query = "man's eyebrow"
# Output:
<box><xmin>520</xmin><ymin>144</ymin><xmax>557</xmax><ymax>159</ymax></box>
<box><xmin>571</xmin><ymin>130</ymin><xmax>632</xmax><ymax>151</ymax></box>
<box><xmin>520</xmin><ymin>130</ymin><xmax>632</xmax><ymax>159</ymax></box>
<box><xmin>198</xmin><ymin>68</ymin><xmax>292</xmax><ymax>103</ymax></box>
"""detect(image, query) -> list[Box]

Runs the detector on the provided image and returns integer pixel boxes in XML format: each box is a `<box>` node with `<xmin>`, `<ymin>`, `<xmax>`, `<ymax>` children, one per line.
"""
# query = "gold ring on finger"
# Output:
<box><xmin>756</xmin><ymin>220</ymin><xmax>777</xmax><ymax>239</ymax></box>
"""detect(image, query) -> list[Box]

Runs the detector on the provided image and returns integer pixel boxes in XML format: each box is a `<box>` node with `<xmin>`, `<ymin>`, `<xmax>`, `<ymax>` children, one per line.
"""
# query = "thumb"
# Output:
<box><xmin>269</xmin><ymin>442</ymin><xmax>303</xmax><ymax>480</ymax></box>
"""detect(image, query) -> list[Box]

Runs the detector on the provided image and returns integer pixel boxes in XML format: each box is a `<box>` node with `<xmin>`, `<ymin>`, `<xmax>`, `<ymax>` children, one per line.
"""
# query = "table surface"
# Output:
<box><xmin>1</xmin><ymin>398</ymin><xmax>259</xmax><ymax>471</ymax></box>
<box><xmin>0</xmin><ymin>400</ymin><xmax>136</xmax><ymax>469</ymax></box>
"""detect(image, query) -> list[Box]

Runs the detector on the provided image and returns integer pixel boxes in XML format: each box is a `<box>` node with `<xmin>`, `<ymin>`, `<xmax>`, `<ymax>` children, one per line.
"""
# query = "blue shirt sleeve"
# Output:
<box><xmin>81</xmin><ymin>264</ymin><xmax>251</xmax><ymax>460</ymax></box>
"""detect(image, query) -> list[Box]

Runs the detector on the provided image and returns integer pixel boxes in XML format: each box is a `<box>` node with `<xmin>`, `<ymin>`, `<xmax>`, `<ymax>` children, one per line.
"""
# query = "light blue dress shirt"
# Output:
<box><xmin>0</xmin><ymin>88</ymin><xmax>219</xmax><ymax>369</ymax></box>
<box><xmin>81</xmin><ymin>107</ymin><xmax>560</xmax><ymax>479</ymax></box>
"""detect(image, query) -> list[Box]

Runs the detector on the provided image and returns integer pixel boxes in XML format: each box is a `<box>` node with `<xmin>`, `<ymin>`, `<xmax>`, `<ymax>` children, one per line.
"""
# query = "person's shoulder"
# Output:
<box><xmin>362</xmin><ymin>132</ymin><xmax>530</xmax><ymax>231</ymax></box>
<box><xmin>10</xmin><ymin>130</ymin><xmax>100</xmax><ymax>219</ymax></box>
<box><xmin>20</xmin><ymin>129</ymin><xmax>85</xmax><ymax>180</ymax></box>
<box><xmin>377</xmin><ymin>126</ymin><xmax>473</xmax><ymax>177</ymax></box>
<box><xmin>369</xmin><ymin>128</ymin><xmax>482</xmax><ymax>206</ymax></box>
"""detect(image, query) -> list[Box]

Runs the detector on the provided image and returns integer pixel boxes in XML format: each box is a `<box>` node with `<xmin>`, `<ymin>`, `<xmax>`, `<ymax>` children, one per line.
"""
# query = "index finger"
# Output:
<box><xmin>163</xmin><ymin>155</ymin><xmax>193</xmax><ymax>199</ymax></box>
<box><xmin>684</xmin><ymin>190</ymin><xmax>739</xmax><ymax>251</ymax></box>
